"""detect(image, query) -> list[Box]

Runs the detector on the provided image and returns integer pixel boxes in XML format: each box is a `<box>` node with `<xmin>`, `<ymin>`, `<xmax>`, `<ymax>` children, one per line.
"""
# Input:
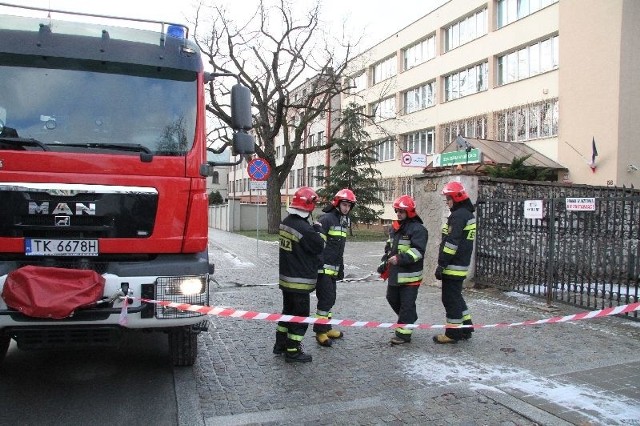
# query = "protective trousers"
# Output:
<box><xmin>386</xmin><ymin>285</ymin><xmax>419</xmax><ymax>341</ymax></box>
<box><xmin>313</xmin><ymin>273</ymin><xmax>336</xmax><ymax>333</ymax></box>
<box><xmin>277</xmin><ymin>291</ymin><xmax>310</xmax><ymax>349</ymax></box>
<box><xmin>441</xmin><ymin>277</ymin><xmax>472</xmax><ymax>339</ymax></box>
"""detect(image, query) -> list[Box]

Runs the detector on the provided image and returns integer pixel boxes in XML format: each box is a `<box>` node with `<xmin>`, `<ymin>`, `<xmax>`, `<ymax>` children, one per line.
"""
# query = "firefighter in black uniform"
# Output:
<box><xmin>433</xmin><ymin>181</ymin><xmax>476</xmax><ymax>344</ymax></box>
<box><xmin>377</xmin><ymin>195</ymin><xmax>427</xmax><ymax>344</ymax></box>
<box><xmin>274</xmin><ymin>187</ymin><xmax>325</xmax><ymax>362</ymax></box>
<box><xmin>313</xmin><ymin>188</ymin><xmax>357</xmax><ymax>347</ymax></box>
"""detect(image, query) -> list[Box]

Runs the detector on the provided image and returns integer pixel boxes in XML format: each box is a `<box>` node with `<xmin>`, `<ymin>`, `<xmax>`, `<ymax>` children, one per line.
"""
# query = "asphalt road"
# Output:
<box><xmin>0</xmin><ymin>331</ymin><xmax>179</xmax><ymax>426</ymax></box>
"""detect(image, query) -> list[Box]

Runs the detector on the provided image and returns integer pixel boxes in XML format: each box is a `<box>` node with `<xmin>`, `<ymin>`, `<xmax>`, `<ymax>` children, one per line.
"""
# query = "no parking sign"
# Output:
<box><xmin>247</xmin><ymin>158</ymin><xmax>271</xmax><ymax>181</ymax></box>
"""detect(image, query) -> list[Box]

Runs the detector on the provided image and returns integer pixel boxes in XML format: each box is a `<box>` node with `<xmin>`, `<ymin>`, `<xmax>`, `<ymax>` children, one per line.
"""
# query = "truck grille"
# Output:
<box><xmin>12</xmin><ymin>326</ymin><xmax>122</xmax><ymax>350</ymax></box>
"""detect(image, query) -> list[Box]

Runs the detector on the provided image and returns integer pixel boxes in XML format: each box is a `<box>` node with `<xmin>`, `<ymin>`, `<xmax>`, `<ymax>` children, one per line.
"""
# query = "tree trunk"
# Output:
<box><xmin>267</xmin><ymin>173</ymin><xmax>283</xmax><ymax>234</ymax></box>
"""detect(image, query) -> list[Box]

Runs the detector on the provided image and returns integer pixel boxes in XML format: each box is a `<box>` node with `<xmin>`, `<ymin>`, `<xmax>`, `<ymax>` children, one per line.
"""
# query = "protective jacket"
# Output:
<box><xmin>317</xmin><ymin>208</ymin><xmax>349</xmax><ymax>278</ymax></box>
<box><xmin>279</xmin><ymin>213</ymin><xmax>325</xmax><ymax>293</ymax></box>
<box><xmin>381</xmin><ymin>216</ymin><xmax>427</xmax><ymax>286</ymax></box>
<box><xmin>438</xmin><ymin>200</ymin><xmax>476</xmax><ymax>280</ymax></box>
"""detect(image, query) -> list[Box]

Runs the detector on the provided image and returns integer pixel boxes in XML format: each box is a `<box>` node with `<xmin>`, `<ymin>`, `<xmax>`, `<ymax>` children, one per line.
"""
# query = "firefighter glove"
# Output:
<box><xmin>376</xmin><ymin>262</ymin><xmax>387</xmax><ymax>274</ymax></box>
<box><xmin>435</xmin><ymin>265</ymin><xmax>444</xmax><ymax>280</ymax></box>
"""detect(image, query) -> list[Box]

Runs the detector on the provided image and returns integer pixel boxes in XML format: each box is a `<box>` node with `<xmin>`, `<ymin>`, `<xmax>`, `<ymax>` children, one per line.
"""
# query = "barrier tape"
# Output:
<box><xmin>140</xmin><ymin>298</ymin><xmax>640</xmax><ymax>330</ymax></box>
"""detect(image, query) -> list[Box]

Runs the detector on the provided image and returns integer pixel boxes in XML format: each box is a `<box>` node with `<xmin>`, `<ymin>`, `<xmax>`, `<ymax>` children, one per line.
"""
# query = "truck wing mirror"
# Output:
<box><xmin>232</xmin><ymin>132</ymin><xmax>254</xmax><ymax>156</ymax></box>
<box><xmin>230</xmin><ymin>84</ymin><xmax>252</xmax><ymax>131</ymax></box>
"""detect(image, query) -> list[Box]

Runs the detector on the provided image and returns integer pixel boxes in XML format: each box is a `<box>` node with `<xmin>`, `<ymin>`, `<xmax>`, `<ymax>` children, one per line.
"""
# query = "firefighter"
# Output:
<box><xmin>433</xmin><ymin>181</ymin><xmax>476</xmax><ymax>344</ymax></box>
<box><xmin>377</xmin><ymin>195</ymin><xmax>427</xmax><ymax>344</ymax></box>
<box><xmin>274</xmin><ymin>187</ymin><xmax>325</xmax><ymax>362</ymax></box>
<box><xmin>313</xmin><ymin>188</ymin><xmax>357</xmax><ymax>347</ymax></box>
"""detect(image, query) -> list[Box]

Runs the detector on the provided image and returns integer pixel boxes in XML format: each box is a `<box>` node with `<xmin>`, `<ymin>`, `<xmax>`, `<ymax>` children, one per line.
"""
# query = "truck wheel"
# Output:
<box><xmin>0</xmin><ymin>335</ymin><xmax>10</xmax><ymax>364</ymax></box>
<box><xmin>168</xmin><ymin>326</ymin><xmax>197</xmax><ymax>367</ymax></box>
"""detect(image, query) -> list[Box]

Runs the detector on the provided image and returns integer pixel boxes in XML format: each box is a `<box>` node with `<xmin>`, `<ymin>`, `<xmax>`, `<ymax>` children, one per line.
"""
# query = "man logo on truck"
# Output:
<box><xmin>28</xmin><ymin>202</ymin><xmax>96</xmax><ymax>215</ymax></box>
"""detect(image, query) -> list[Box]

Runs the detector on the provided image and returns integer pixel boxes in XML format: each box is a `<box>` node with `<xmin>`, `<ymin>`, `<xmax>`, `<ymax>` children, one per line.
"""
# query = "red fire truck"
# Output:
<box><xmin>0</xmin><ymin>3</ymin><xmax>254</xmax><ymax>366</ymax></box>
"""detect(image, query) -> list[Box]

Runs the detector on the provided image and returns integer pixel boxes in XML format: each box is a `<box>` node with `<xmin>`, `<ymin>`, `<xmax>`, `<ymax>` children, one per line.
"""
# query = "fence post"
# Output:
<box><xmin>546</xmin><ymin>199</ymin><xmax>556</xmax><ymax>305</ymax></box>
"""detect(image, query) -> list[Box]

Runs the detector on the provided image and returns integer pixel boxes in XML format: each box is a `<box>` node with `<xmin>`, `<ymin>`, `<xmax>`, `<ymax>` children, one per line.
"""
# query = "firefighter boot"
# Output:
<box><xmin>315</xmin><ymin>332</ymin><xmax>333</xmax><ymax>347</ymax></box>
<box><xmin>273</xmin><ymin>331</ymin><xmax>287</xmax><ymax>355</ymax></box>
<box><xmin>326</xmin><ymin>329</ymin><xmax>343</xmax><ymax>339</ymax></box>
<box><xmin>462</xmin><ymin>319</ymin><xmax>474</xmax><ymax>340</ymax></box>
<box><xmin>432</xmin><ymin>334</ymin><xmax>458</xmax><ymax>344</ymax></box>
<box><xmin>285</xmin><ymin>345</ymin><xmax>313</xmax><ymax>363</ymax></box>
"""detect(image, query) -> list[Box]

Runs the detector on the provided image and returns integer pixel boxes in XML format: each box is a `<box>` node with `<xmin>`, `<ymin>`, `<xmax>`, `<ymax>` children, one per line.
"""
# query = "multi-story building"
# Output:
<box><xmin>229</xmin><ymin>0</ymin><xmax>640</xmax><ymax>223</ymax></box>
<box><xmin>343</xmin><ymin>0</ymin><xmax>640</xmax><ymax>220</ymax></box>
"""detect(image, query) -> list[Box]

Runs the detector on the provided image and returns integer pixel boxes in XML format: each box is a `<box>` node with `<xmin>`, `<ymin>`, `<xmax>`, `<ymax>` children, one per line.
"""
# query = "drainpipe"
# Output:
<box><xmin>325</xmin><ymin>106</ymin><xmax>331</xmax><ymax>182</ymax></box>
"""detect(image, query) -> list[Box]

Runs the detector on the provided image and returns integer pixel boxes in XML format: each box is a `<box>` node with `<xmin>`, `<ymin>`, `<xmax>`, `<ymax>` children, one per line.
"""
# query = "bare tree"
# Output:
<box><xmin>192</xmin><ymin>0</ymin><xmax>355</xmax><ymax>233</ymax></box>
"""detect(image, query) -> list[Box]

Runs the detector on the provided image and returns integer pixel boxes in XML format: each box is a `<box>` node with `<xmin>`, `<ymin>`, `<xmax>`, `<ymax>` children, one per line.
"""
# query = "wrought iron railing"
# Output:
<box><xmin>475</xmin><ymin>179</ymin><xmax>639</xmax><ymax>319</ymax></box>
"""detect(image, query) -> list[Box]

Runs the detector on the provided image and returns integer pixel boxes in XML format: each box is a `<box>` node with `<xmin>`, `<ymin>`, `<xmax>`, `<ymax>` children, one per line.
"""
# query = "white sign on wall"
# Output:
<box><xmin>524</xmin><ymin>200</ymin><xmax>544</xmax><ymax>219</ymax></box>
<box><xmin>566</xmin><ymin>197</ymin><xmax>596</xmax><ymax>211</ymax></box>
<box><xmin>401</xmin><ymin>152</ymin><xmax>427</xmax><ymax>168</ymax></box>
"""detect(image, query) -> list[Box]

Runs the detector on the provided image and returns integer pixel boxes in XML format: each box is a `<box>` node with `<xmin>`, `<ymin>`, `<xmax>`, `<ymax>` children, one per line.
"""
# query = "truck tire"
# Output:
<box><xmin>0</xmin><ymin>335</ymin><xmax>10</xmax><ymax>364</ymax></box>
<box><xmin>168</xmin><ymin>326</ymin><xmax>197</xmax><ymax>367</ymax></box>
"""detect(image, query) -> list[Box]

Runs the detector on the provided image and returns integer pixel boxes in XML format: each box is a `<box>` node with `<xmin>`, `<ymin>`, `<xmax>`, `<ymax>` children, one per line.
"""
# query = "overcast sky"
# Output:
<box><xmin>2</xmin><ymin>0</ymin><xmax>447</xmax><ymax>52</ymax></box>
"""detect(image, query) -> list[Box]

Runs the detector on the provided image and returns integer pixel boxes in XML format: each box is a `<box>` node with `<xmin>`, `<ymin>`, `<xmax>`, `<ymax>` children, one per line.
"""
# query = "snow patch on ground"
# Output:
<box><xmin>221</xmin><ymin>252</ymin><xmax>256</xmax><ymax>267</ymax></box>
<box><xmin>404</xmin><ymin>355</ymin><xmax>640</xmax><ymax>425</ymax></box>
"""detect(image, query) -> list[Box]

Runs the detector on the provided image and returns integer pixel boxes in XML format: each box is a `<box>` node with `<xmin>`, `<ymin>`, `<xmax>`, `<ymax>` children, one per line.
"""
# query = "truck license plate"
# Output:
<box><xmin>25</xmin><ymin>239</ymin><xmax>99</xmax><ymax>256</ymax></box>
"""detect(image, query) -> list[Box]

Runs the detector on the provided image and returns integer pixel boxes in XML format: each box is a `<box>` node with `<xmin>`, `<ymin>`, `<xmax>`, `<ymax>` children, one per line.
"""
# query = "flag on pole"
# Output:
<box><xmin>590</xmin><ymin>137</ymin><xmax>598</xmax><ymax>172</ymax></box>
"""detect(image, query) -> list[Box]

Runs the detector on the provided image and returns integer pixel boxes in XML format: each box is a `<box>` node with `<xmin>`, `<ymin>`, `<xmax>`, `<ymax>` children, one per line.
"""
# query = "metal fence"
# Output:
<box><xmin>475</xmin><ymin>179</ymin><xmax>639</xmax><ymax>319</ymax></box>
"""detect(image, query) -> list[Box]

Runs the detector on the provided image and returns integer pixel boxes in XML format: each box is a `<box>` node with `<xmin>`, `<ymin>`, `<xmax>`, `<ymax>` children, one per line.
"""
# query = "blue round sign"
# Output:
<box><xmin>247</xmin><ymin>158</ymin><xmax>271</xmax><ymax>181</ymax></box>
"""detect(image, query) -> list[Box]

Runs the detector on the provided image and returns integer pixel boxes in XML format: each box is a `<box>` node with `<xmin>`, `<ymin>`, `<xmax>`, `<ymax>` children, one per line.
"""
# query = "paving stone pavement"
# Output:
<box><xmin>189</xmin><ymin>228</ymin><xmax>640</xmax><ymax>426</ymax></box>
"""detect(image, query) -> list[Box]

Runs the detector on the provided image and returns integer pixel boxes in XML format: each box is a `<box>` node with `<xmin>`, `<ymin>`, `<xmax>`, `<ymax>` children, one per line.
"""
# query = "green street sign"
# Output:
<box><xmin>433</xmin><ymin>148</ymin><xmax>481</xmax><ymax>167</ymax></box>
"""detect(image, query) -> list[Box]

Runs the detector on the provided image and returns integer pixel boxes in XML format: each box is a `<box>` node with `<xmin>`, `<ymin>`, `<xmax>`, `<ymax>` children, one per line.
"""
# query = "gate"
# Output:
<box><xmin>475</xmin><ymin>184</ymin><xmax>639</xmax><ymax>319</ymax></box>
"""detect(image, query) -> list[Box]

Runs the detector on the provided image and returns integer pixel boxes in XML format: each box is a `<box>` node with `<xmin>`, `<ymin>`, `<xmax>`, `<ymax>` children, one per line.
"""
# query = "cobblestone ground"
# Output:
<box><xmin>195</xmin><ymin>229</ymin><xmax>640</xmax><ymax>426</ymax></box>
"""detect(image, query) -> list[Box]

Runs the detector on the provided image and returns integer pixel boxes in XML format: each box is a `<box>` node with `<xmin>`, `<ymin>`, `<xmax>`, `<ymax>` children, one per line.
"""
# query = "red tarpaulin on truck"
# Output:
<box><xmin>2</xmin><ymin>266</ymin><xmax>105</xmax><ymax>319</ymax></box>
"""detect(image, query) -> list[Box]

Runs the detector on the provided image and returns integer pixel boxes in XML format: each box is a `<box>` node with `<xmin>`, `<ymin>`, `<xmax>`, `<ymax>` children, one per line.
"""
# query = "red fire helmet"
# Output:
<box><xmin>290</xmin><ymin>186</ymin><xmax>319</xmax><ymax>212</ymax></box>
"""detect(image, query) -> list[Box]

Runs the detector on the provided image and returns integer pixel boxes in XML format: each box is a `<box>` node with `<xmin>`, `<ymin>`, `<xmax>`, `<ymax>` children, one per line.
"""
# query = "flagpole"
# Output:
<box><xmin>562</xmin><ymin>140</ymin><xmax>589</xmax><ymax>163</ymax></box>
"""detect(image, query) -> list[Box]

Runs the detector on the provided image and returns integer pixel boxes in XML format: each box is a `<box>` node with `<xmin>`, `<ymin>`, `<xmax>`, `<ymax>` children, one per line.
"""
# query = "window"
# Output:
<box><xmin>317</xmin><ymin>131</ymin><xmax>324</xmax><ymax>146</ymax></box>
<box><xmin>445</xmin><ymin>8</ymin><xmax>487</xmax><ymax>52</ymax></box>
<box><xmin>495</xmin><ymin>99</ymin><xmax>559</xmax><ymax>142</ymax></box>
<box><xmin>399</xmin><ymin>177</ymin><xmax>413</xmax><ymax>198</ymax></box>
<box><xmin>289</xmin><ymin>172</ymin><xmax>295</xmax><ymax>189</ymax></box>
<box><xmin>441</xmin><ymin>115</ymin><xmax>488</xmax><ymax>146</ymax></box>
<box><xmin>371</xmin><ymin>97</ymin><xmax>396</xmax><ymax>122</ymax></box>
<box><xmin>403</xmin><ymin>34</ymin><xmax>436</xmax><ymax>70</ymax></box>
<box><xmin>296</xmin><ymin>168</ymin><xmax>304</xmax><ymax>187</ymax></box>
<box><xmin>378</xmin><ymin>178</ymin><xmax>396</xmax><ymax>202</ymax></box>
<box><xmin>211</xmin><ymin>171</ymin><xmax>219</xmax><ymax>185</ymax></box>
<box><xmin>444</xmin><ymin>62</ymin><xmax>488</xmax><ymax>101</ymax></box>
<box><xmin>347</xmin><ymin>72</ymin><xmax>367</xmax><ymax>93</ymax></box>
<box><xmin>404</xmin><ymin>129</ymin><xmax>435</xmax><ymax>154</ymax></box>
<box><xmin>372</xmin><ymin>56</ymin><xmax>397</xmax><ymax>85</ymax></box>
<box><xmin>497</xmin><ymin>0</ymin><xmax>558</xmax><ymax>28</ymax></box>
<box><xmin>308</xmin><ymin>133</ymin><xmax>315</xmax><ymax>147</ymax></box>
<box><xmin>307</xmin><ymin>166</ymin><xmax>316</xmax><ymax>188</ymax></box>
<box><xmin>497</xmin><ymin>36</ymin><xmax>559</xmax><ymax>86</ymax></box>
<box><xmin>403</xmin><ymin>81</ymin><xmax>436</xmax><ymax>114</ymax></box>
<box><xmin>375</xmin><ymin>139</ymin><xmax>396</xmax><ymax>162</ymax></box>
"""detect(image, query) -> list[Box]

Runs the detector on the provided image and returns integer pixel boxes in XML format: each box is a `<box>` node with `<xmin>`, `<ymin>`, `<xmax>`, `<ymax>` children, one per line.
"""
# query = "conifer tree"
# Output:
<box><xmin>316</xmin><ymin>103</ymin><xmax>384</xmax><ymax>225</ymax></box>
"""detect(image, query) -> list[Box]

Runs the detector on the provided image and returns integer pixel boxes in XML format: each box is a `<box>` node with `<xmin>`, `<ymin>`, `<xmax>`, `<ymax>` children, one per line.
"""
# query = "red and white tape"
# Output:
<box><xmin>140</xmin><ymin>298</ymin><xmax>640</xmax><ymax>330</ymax></box>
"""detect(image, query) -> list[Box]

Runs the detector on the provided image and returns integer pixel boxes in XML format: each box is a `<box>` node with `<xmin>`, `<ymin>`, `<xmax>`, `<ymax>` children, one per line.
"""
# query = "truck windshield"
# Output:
<box><xmin>0</xmin><ymin>64</ymin><xmax>197</xmax><ymax>156</ymax></box>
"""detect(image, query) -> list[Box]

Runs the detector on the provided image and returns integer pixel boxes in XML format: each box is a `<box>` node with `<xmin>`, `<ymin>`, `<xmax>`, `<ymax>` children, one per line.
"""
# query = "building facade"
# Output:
<box><xmin>343</xmin><ymin>0</ymin><xmax>640</xmax><ymax>220</ymax></box>
<box><xmin>228</xmin><ymin>0</ymin><xmax>640</xmax><ymax>222</ymax></box>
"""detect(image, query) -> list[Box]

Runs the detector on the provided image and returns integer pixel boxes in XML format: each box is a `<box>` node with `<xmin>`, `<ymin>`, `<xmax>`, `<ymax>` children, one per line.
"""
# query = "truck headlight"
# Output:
<box><xmin>157</xmin><ymin>275</ymin><xmax>206</xmax><ymax>296</ymax></box>
<box><xmin>155</xmin><ymin>275</ymin><xmax>210</xmax><ymax>319</ymax></box>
